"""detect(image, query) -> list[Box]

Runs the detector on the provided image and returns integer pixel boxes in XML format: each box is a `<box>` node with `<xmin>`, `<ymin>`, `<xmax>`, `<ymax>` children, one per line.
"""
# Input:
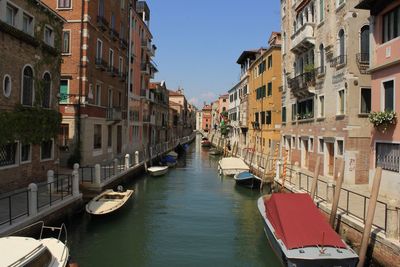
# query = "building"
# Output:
<box><xmin>201</xmin><ymin>104</ymin><xmax>212</xmax><ymax>132</ymax></box>
<box><xmin>355</xmin><ymin>0</ymin><xmax>400</xmax><ymax>197</ymax></box>
<box><xmin>168</xmin><ymin>106</ymin><xmax>178</xmax><ymax>139</ymax></box>
<box><xmin>211</xmin><ymin>94</ymin><xmax>229</xmax><ymax>133</ymax></box>
<box><xmin>196</xmin><ymin>110</ymin><xmax>203</xmax><ymax>131</ymax></box>
<box><xmin>169</xmin><ymin>88</ymin><xmax>190</xmax><ymax>137</ymax></box>
<box><xmin>235</xmin><ymin>50</ymin><xmax>263</xmax><ymax>146</ymax></box>
<box><xmin>128</xmin><ymin>1</ymin><xmax>157</xmax><ymax>153</ymax></box>
<box><xmin>43</xmin><ymin>0</ymin><xmax>131</xmax><ymax>166</ymax></box>
<box><xmin>0</xmin><ymin>0</ymin><xmax>65</xmax><ymax>192</ymax></box>
<box><xmin>228</xmin><ymin>84</ymin><xmax>241</xmax><ymax>145</ymax></box>
<box><xmin>149</xmin><ymin>81</ymin><xmax>169</xmax><ymax>144</ymax></box>
<box><xmin>280</xmin><ymin>0</ymin><xmax>371</xmax><ymax>184</ymax></box>
<box><xmin>247</xmin><ymin>32</ymin><xmax>282</xmax><ymax>155</ymax></box>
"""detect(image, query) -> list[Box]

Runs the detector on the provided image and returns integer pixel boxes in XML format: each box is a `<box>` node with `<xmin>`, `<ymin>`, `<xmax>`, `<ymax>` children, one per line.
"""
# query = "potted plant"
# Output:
<box><xmin>304</xmin><ymin>64</ymin><xmax>316</xmax><ymax>86</ymax></box>
<box><xmin>368</xmin><ymin>111</ymin><xmax>397</xmax><ymax>133</ymax></box>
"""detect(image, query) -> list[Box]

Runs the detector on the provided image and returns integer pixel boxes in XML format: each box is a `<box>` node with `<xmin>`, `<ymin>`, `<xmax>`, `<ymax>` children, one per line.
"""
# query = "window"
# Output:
<box><xmin>110</xmin><ymin>13</ymin><xmax>115</xmax><ymax>30</ymax></box>
<box><xmin>261</xmin><ymin>111</ymin><xmax>265</xmax><ymax>124</ymax></box>
<box><xmin>21</xmin><ymin>144</ymin><xmax>31</xmax><ymax>163</ymax></box>
<box><xmin>291</xmin><ymin>103</ymin><xmax>297</xmax><ymax>121</ymax></box>
<box><xmin>42</xmin><ymin>73</ymin><xmax>51</xmax><ymax>108</ymax></box>
<box><xmin>336</xmin><ymin>0</ymin><xmax>345</xmax><ymax>8</ymax></box>
<box><xmin>44</xmin><ymin>26</ymin><xmax>54</xmax><ymax>46</ymax></box>
<box><xmin>234</xmin><ymin>92</ymin><xmax>237</xmax><ymax>100</ymax></box>
<box><xmin>360</xmin><ymin>88</ymin><xmax>371</xmax><ymax>114</ymax></box>
<box><xmin>319</xmin><ymin>44</ymin><xmax>325</xmax><ymax>71</ymax></box>
<box><xmin>336</xmin><ymin>140</ymin><xmax>344</xmax><ymax>156</ymax></box>
<box><xmin>319</xmin><ymin>0</ymin><xmax>324</xmax><ymax>22</ymax></box>
<box><xmin>258</xmin><ymin>60</ymin><xmax>266</xmax><ymax>75</ymax></box>
<box><xmin>337</xmin><ymin>89</ymin><xmax>345</xmax><ymax>115</ymax></box>
<box><xmin>120</xmin><ymin>0</ymin><xmax>125</xmax><ymax>10</ymax></box>
<box><xmin>309</xmin><ymin>137</ymin><xmax>314</xmax><ymax>152</ymax></box>
<box><xmin>3</xmin><ymin>75</ymin><xmax>11</xmax><ymax>98</ymax></box>
<box><xmin>376</xmin><ymin>143</ymin><xmax>400</xmax><ymax>172</ymax></box>
<box><xmin>6</xmin><ymin>4</ymin><xmax>17</xmax><ymax>27</ymax></box>
<box><xmin>0</xmin><ymin>142</ymin><xmax>17</xmax><ymax>167</ymax></box>
<box><xmin>108</xmin><ymin>88</ymin><xmax>113</xmax><ymax>108</ymax></box>
<box><xmin>255</xmin><ymin>112</ymin><xmax>259</xmax><ymax>123</ymax></box>
<box><xmin>268</xmin><ymin>55</ymin><xmax>273</xmax><ymax>69</ymax></box>
<box><xmin>267</xmin><ymin>82</ymin><xmax>272</xmax><ymax>96</ymax></box>
<box><xmin>95</xmin><ymin>84</ymin><xmax>102</xmax><ymax>106</ymax></box>
<box><xmin>282</xmin><ymin>106</ymin><xmax>287</xmax><ymax>123</ymax></box>
<box><xmin>22</xmin><ymin>66</ymin><xmax>34</xmax><ymax>106</ymax></box>
<box><xmin>383</xmin><ymin>80</ymin><xmax>394</xmax><ymax>111</ymax></box>
<box><xmin>382</xmin><ymin>6</ymin><xmax>400</xmax><ymax>43</ymax></box>
<box><xmin>22</xmin><ymin>13</ymin><xmax>33</xmax><ymax>35</ymax></box>
<box><xmin>292</xmin><ymin>136</ymin><xmax>296</xmax><ymax>149</ymax></box>
<box><xmin>318</xmin><ymin>95</ymin><xmax>325</xmax><ymax>117</ymax></box>
<box><xmin>107</xmin><ymin>125</ymin><xmax>112</xmax><ymax>147</ymax></box>
<box><xmin>59</xmin><ymin>80</ymin><xmax>69</xmax><ymax>104</ymax></box>
<box><xmin>109</xmin><ymin>49</ymin><xmax>114</xmax><ymax>68</ymax></box>
<box><xmin>266</xmin><ymin>111</ymin><xmax>272</xmax><ymax>125</ymax></box>
<box><xmin>62</xmin><ymin>31</ymin><xmax>71</xmax><ymax>54</ymax></box>
<box><xmin>318</xmin><ymin>138</ymin><xmax>324</xmax><ymax>153</ymax></box>
<box><xmin>96</xmin><ymin>39</ymin><xmax>103</xmax><ymax>60</ymax></box>
<box><xmin>98</xmin><ymin>0</ymin><xmax>105</xmax><ymax>16</ymax></box>
<box><xmin>94</xmin><ymin>124</ymin><xmax>102</xmax><ymax>149</ymax></box>
<box><xmin>338</xmin><ymin>29</ymin><xmax>345</xmax><ymax>59</ymax></box>
<box><xmin>58</xmin><ymin>0</ymin><xmax>71</xmax><ymax>8</ymax></box>
<box><xmin>119</xmin><ymin>57</ymin><xmax>123</xmax><ymax>74</ymax></box>
<box><xmin>41</xmin><ymin>140</ymin><xmax>53</xmax><ymax>160</ymax></box>
<box><xmin>297</xmin><ymin>99</ymin><xmax>314</xmax><ymax>120</ymax></box>
<box><xmin>59</xmin><ymin>124</ymin><xmax>69</xmax><ymax>147</ymax></box>
<box><xmin>360</xmin><ymin>25</ymin><xmax>370</xmax><ymax>60</ymax></box>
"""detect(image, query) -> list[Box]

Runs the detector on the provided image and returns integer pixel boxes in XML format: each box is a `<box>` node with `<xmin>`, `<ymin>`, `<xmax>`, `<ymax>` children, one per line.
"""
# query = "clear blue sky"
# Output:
<box><xmin>147</xmin><ymin>0</ymin><xmax>281</xmax><ymax>108</ymax></box>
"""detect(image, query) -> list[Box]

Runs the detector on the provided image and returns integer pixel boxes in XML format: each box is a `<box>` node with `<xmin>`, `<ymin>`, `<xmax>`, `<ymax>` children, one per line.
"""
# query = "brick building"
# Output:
<box><xmin>149</xmin><ymin>81</ymin><xmax>169</xmax><ymax>144</ymax></box>
<box><xmin>280</xmin><ymin>0</ymin><xmax>371</xmax><ymax>184</ymax></box>
<box><xmin>0</xmin><ymin>0</ymin><xmax>65</xmax><ymax>192</ymax></box>
<box><xmin>201</xmin><ymin>104</ymin><xmax>212</xmax><ymax>132</ymax></box>
<box><xmin>42</xmin><ymin>0</ymin><xmax>131</xmax><ymax>166</ymax></box>
<box><xmin>127</xmin><ymin>1</ymin><xmax>157</xmax><ymax>152</ymax></box>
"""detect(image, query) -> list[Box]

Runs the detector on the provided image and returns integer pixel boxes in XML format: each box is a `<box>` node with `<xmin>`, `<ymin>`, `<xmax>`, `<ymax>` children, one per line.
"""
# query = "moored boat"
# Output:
<box><xmin>167</xmin><ymin>151</ymin><xmax>178</xmax><ymax>159</ymax></box>
<box><xmin>160</xmin><ymin>155</ymin><xmax>177</xmax><ymax>168</ymax></box>
<box><xmin>86</xmin><ymin>187</ymin><xmax>134</xmax><ymax>215</ymax></box>
<box><xmin>234</xmin><ymin>171</ymin><xmax>261</xmax><ymax>189</ymax></box>
<box><xmin>0</xmin><ymin>222</ymin><xmax>70</xmax><ymax>267</ymax></box>
<box><xmin>201</xmin><ymin>137</ymin><xmax>212</xmax><ymax>147</ymax></box>
<box><xmin>209</xmin><ymin>148</ymin><xmax>223</xmax><ymax>156</ymax></box>
<box><xmin>148</xmin><ymin>166</ymin><xmax>169</xmax><ymax>176</ymax></box>
<box><xmin>257</xmin><ymin>193</ymin><xmax>359</xmax><ymax>267</ymax></box>
<box><xmin>218</xmin><ymin>157</ymin><xmax>249</xmax><ymax>176</ymax></box>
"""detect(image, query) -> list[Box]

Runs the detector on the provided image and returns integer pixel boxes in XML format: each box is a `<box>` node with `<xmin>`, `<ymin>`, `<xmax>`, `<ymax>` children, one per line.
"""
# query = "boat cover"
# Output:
<box><xmin>236</xmin><ymin>171</ymin><xmax>254</xmax><ymax>179</ymax></box>
<box><xmin>219</xmin><ymin>157</ymin><xmax>249</xmax><ymax>171</ymax></box>
<box><xmin>264</xmin><ymin>193</ymin><xmax>346</xmax><ymax>249</ymax></box>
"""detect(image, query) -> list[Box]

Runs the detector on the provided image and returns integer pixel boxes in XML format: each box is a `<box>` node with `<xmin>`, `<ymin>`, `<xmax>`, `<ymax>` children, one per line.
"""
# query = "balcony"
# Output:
<box><xmin>141</xmin><ymin>63</ymin><xmax>150</xmax><ymax>75</ymax></box>
<box><xmin>97</xmin><ymin>16</ymin><xmax>109</xmax><ymax>31</ymax></box>
<box><xmin>141</xmin><ymin>39</ymin><xmax>148</xmax><ymax>48</ymax></box>
<box><xmin>356</xmin><ymin>53</ymin><xmax>370</xmax><ymax>74</ymax></box>
<box><xmin>109</xmin><ymin>29</ymin><xmax>119</xmax><ymax>41</ymax></box>
<box><xmin>107</xmin><ymin>66</ymin><xmax>119</xmax><ymax>76</ymax></box>
<box><xmin>149</xmin><ymin>44</ymin><xmax>156</xmax><ymax>57</ymax></box>
<box><xmin>149</xmin><ymin>62</ymin><xmax>158</xmax><ymax>79</ymax></box>
<box><xmin>106</xmin><ymin>107</ymin><xmax>122</xmax><ymax>121</ymax></box>
<box><xmin>288</xmin><ymin>71</ymin><xmax>316</xmax><ymax>98</ymax></box>
<box><xmin>290</xmin><ymin>23</ymin><xmax>316</xmax><ymax>54</ymax></box>
<box><xmin>95</xmin><ymin>58</ymin><xmax>108</xmax><ymax>70</ymax></box>
<box><xmin>330</xmin><ymin>55</ymin><xmax>347</xmax><ymax>68</ymax></box>
<box><xmin>315</xmin><ymin>66</ymin><xmax>326</xmax><ymax>77</ymax></box>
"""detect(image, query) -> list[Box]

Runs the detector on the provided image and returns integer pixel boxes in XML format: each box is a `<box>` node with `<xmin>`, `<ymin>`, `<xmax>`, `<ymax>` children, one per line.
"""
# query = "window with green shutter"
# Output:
<box><xmin>59</xmin><ymin>80</ymin><xmax>69</xmax><ymax>104</ymax></box>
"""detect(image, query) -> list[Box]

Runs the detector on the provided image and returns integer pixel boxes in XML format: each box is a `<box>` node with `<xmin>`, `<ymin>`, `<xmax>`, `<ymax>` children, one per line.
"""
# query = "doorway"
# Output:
<box><xmin>301</xmin><ymin>139</ymin><xmax>309</xmax><ymax>169</ymax></box>
<box><xmin>325</xmin><ymin>142</ymin><xmax>335</xmax><ymax>176</ymax></box>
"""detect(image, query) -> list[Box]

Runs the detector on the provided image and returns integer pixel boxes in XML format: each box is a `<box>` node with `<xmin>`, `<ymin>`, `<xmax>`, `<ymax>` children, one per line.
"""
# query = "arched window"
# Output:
<box><xmin>360</xmin><ymin>25</ymin><xmax>370</xmax><ymax>62</ymax></box>
<box><xmin>3</xmin><ymin>75</ymin><xmax>11</xmax><ymax>98</ymax></box>
<box><xmin>338</xmin><ymin>29</ymin><xmax>345</xmax><ymax>57</ymax></box>
<box><xmin>319</xmin><ymin>44</ymin><xmax>325</xmax><ymax>70</ymax></box>
<box><xmin>22</xmin><ymin>66</ymin><xmax>34</xmax><ymax>106</ymax></box>
<box><xmin>42</xmin><ymin>73</ymin><xmax>51</xmax><ymax>108</ymax></box>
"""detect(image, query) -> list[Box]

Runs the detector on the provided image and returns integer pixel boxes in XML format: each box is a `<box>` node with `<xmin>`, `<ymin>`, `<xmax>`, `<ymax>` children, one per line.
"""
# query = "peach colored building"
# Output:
<box><xmin>202</xmin><ymin>104</ymin><xmax>212</xmax><ymax>132</ymax></box>
<box><xmin>356</xmin><ymin>0</ymin><xmax>400</xmax><ymax>198</ymax></box>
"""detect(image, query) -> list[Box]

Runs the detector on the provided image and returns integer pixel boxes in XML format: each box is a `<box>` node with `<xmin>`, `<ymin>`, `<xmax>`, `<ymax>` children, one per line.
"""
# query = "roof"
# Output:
<box><xmin>264</xmin><ymin>193</ymin><xmax>346</xmax><ymax>250</ymax></box>
<box><xmin>355</xmin><ymin>0</ymin><xmax>393</xmax><ymax>15</ymax></box>
<box><xmin>219</xmin><ymin>94</ymin><xmax>229</xmax><ymax>99</ymax></box>
<box><xmin>236</xmin><ymin>50</ymin><xmax>261</xmax><ymax>64</ymax></box>
<box><xmin>169</xmin><ymin>90</ymin><xmax>183</xmax><ymax>96</ymax></box>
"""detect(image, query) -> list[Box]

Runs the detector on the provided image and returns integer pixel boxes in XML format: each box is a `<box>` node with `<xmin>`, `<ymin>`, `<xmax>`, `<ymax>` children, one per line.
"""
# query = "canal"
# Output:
<box><xmin>67</xmin><ymin>137</ymin><xmax>281</xmax><ymax>266</ymax></box>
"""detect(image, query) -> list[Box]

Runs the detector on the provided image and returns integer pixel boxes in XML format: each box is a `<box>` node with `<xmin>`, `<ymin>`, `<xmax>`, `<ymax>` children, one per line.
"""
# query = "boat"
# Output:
<box><xmin>201</xmin><ymin>137</ymin><xmax>212</xmax><ymax>147</ymax></box>
<box><xmin>148</xmin><ymin>166</ymin><xmax>169</xmax><ymax>176</ymax></box>
<box><xmin>86</xmin><ymin>186</ymin><xmax>134</xmax><ymax>215</ymax></box>
<box><xmin>209</xmin><ymin>148</ymin><xmax>223</xmax><ymax>156</ymax></box>
<box><xmin>234</xmin><ymin>171</ymin><xmax>261</xmax><ymax>189</ymax></box>
<box><xmin>160</xmin><ymin>155</ymin><xmax>177</xmax><ymax>167</ymax></box>
<box><xmin>257</xmin><ymin>193</ymin><xmax>359</xmax><ymax>267</ymax></box>
<box><xmin>174</xmin><ymin>143</ymin><xmax>186</xmax><ymax>156</ymax></box>
<box><xmin>0</xmin><ymin>221</ymin><xmax>70</xmax><ymax>267</ymax></box>
<box><xmin>218</xmin><ymin>157</ymin><xmax>249</xmax><ymax>176</ymax></box>
<box><xmin>167</xmin><ymin>151</ymin><xmax>178</xmax><ymax>159</ymax></box>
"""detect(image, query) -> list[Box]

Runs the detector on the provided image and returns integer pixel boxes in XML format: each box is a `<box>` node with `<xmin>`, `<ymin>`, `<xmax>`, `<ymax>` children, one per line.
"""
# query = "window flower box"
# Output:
<box><xmin>368</xmin><ymin>111</ymin><xmax>397</xmax><ymax>133</ymax></box>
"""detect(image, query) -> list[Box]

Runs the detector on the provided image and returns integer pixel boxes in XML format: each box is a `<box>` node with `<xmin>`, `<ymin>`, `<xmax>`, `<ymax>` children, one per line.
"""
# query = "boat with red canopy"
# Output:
<box><xmin>257</xmin><ymin>193</ymin><xmax>358</xmax><ymax>267</ymax></box>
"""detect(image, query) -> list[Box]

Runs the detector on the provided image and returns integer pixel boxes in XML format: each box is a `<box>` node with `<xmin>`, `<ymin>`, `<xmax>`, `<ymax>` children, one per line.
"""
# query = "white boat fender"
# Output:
<box><xmin>117</xmin><ymin>185</ymin><xmax>124</xmax><ymax>192</ymax></box>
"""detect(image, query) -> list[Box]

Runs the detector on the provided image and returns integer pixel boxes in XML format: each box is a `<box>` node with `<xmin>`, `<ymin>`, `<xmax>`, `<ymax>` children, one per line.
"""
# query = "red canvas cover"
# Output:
<box><xmin>264</xmin><ymin>193</ymin><xmax>346</xmax><ymax>249</ymax></box>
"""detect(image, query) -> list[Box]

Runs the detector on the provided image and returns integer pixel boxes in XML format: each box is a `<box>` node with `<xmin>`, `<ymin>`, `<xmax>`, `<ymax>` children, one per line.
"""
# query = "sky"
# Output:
<box><xmin>147</xmin><ymin>0</ymin><xmax>281</xmax><ymax>108</ymax></box>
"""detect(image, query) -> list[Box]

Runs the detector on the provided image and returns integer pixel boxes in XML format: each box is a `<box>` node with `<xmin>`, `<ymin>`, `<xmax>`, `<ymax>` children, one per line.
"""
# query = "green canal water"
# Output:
<box><xmin>67</xmin><ymin>137</ymin><xmax>281</xmax><ymax>267</ymax></box>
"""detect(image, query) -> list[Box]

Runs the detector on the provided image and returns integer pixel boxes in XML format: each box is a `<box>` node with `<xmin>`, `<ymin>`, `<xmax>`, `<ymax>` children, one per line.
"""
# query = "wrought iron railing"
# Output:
<box><xmin>0</xmin><ymin>188</ymin><xmax>30</xmax><ymax>226</ymax></box>
<box><xmin>330</xmin><ymin>55</ymin><xmax>347</xmax><ymax>68</ymax></box>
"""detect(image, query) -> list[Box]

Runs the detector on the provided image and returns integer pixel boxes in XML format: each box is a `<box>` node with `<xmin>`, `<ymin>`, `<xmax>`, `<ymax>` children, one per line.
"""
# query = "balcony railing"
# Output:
<box><xmin>120</xmin><ymin>38</ymin><xmax>128</xmax><ymax>49</ymax></box>
<box><xmin>141</xmin><ymin>63</ymin><xmax>150</xmax><ymax>74</ymax></box>
<box><xmin>106</xmin><ymin>107</ymin><xmax>122</xmax><ymax>121</ymax></box>
<box><xmin>290</xmin><ymin>23</ymin><xmax>316</xmax><ymax>54</ymax></box>
<box><xmin>330</xmin><ymin>55</ymin><xmax>347</xmax><ymax>68</ymax></box>
<box><xmin>315</xmin><ymin>66</ymin><xmax>326</xmax><ymax>76</ymax></box>
<box><xmin>289</xmin><ymin>71</ymin><xmax>316</xmax><ymax>97</ymax></box>
<box><xmin>97</xmin><ymin>16</ymin><xmax>109</xmax><ymax>31</ymax></box>
<box><xmin>107</xmin><ymin>66</ymin><xmax>119</xmax><ymax>76</ymax></box>
<box><xmin>356</xmin><ymin>53</ymin><xmax>370</xmax><ymax>74</ymax></box>
<box><xmin>109</xmin><ymin>29</ymin><xmax>119</xmax><ymax>41</ymax></box>
<box><xmin>95</xmin><ymin>58</ymin><xmax>107</xmax><ymax>70</ymax></box>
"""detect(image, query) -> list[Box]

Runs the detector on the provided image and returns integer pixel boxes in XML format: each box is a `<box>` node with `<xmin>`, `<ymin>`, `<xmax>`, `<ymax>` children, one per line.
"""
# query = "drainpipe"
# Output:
<box><xmin>127</xmin><ymin>5</ymin><xmax>133</xmax><ymax>152</ymax></box>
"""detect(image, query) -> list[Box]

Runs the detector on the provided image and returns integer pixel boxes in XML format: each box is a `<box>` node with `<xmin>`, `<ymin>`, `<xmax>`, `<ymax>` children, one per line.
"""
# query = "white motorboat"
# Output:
<box><xmin>86</xmin><ymin>187</ymin><xmax>134</xmax><ymax>215</ymax></box>
<box><xmin>148</xmin><ymin>166</ymin><xmax>169</xmax><ymax>176</ymax></box>
<box><xmin>167</xmin><ymin>151</ymin><xmax>178</xmax><ymax>159</ymax></box>
<box><xmin>218</xmin><ymin>157</ymin><xmax>250</xmax><ymax>176</ymax></box>
<box><xmin>0</xmin><ymin>222</ymin><xmax>70</xmax><ymax>267</ymax></box>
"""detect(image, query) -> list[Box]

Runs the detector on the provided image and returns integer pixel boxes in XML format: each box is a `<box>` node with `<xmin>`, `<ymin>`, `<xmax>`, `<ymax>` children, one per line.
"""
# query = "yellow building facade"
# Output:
<box><xmin>247</xmin><ymin>32</ymin><xmax>282</xmax><ymax>154</ymax></box>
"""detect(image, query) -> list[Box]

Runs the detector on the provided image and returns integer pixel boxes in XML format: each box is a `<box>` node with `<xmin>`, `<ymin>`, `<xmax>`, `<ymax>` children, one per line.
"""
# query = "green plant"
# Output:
<box><xmin>368</xmin><ymin>111</ymin><xmax>397</xmax><ymax>132</ymax></box>
<box><xmin>304</xmin><ymin>64</ymin><xmax>315</xmax><ymax>73</ymax></box>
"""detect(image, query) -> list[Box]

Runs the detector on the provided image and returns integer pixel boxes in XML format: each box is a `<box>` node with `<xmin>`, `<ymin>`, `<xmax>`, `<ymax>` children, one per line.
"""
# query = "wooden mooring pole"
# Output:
<box><xmin>310</xmin><ymin>157</ymin><xmax>321</xmax><ymax>200</ymax></box>
<box><xmin>357</xmin><ymin>167</ymin><xmax>382</xmax><ymax>267</ymax></box>
<box><xmin>329</xmin><ymin>160</ymin><xmax>344</xmax><ymax>228</ymax></box>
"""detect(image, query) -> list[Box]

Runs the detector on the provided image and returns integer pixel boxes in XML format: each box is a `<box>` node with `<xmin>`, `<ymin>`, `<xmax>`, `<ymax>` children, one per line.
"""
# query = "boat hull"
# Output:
<box><xmin>86</xmin><ymin>189</ymin><xmax>133</xmax><ymax>215</ymax></box>
<box><xmin>148</xmin><ymin>166</ymin><xmax>169</xmax><ymax>176</ymax></box>
<box><xmin>257</xmin><ymin>197</ymin><xmax>358</xmax><ymax>267</ymax></box>
<box><xmin>235</xmin><ymin>177</ymin><xmax>261</xmax><ymax>189</ymax></box>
